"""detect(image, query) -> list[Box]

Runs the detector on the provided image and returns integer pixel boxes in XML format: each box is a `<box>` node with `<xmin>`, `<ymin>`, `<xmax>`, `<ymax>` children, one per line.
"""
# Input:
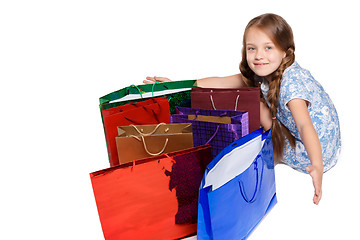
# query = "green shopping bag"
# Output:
<box><xmin>99</xmin><ymin>80</ymin><xmax>196</xmax><ymax>114</ymax></box>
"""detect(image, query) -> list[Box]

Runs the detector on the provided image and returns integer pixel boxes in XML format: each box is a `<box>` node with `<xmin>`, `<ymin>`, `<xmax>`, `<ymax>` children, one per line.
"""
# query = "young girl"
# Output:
<box><xmin>143</xmin><ymin>13</ymin><xmax>341</xmax><ymax>205</ymax></box>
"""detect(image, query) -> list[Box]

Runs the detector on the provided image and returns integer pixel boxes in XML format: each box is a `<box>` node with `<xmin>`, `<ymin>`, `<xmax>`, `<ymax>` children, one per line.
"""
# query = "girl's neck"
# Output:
<box><xmin>256</xmin><ymin>75</ymin><xmax>270</xmax><ymax>84</ymax></box>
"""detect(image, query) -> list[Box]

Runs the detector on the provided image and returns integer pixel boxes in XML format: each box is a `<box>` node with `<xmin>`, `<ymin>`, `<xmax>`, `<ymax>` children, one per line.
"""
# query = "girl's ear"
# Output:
<box><xmin>283</xmin><ymin>51</ymin><xmax>287</xmax><ymax>59</ymax></box>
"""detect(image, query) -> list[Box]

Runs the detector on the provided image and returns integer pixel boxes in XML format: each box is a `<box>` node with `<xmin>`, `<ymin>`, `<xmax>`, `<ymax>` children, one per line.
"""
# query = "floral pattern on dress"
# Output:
<box><xmin>261</xmin><ymin>61</ymin><xmax>341</xmax><ymax>173</ymax></box>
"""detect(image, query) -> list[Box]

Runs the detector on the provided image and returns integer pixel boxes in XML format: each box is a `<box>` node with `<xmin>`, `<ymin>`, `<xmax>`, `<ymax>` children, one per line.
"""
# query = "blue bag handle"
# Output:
<box><xmin>238</xmin><ymin>155</ymin><xmax>264</xmax><ymax>203</ymax></box>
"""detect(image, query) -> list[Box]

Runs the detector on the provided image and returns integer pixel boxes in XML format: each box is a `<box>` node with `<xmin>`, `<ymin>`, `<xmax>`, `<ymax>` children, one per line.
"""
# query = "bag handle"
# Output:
<box><xmin>162</xmin><ymin>153</ymin><xmax>176</xmax><ymax>163</ymax></box>
<box><xmin>188</xmin><ymin>110</ymin><xmax>228</xmax><ymax>119</ymax></box>
<box><xmin>124</xmin><ymin>109</ymin><xmax>160</xmax><ymax>124</ymax></box>
<box><xmin>131</xmin><ymin>135</ymin><xmax>169</xmax><ymax>156</ymax></box>
<box><xmin>130</xmin><ymin>152</ymin><xmax>174</xmax><ymax>172</ymax></box>
<box><xmin>238</xmin><ymin>156</ymin><xmax>264</xmax><ymax>203</ymax></box>
<box><xmin>151</xmin><ymin>82</ymin><xmax>160</xmax><ymax>97</ymax></box>
<box><xmin>126</xmin><ymin>98</ymin><xmax>161</xmax><ymax>111</ymax></box>
<box><xmin>129</xmin><ymin>84</ymin><xmax>143</xmax><ymax>99</ymax></box>
<box><xmin>130</xmin><ymin>123</ymin><xmax>168</xmax><ymax>136</ymax></box>
<box><xmin>209</xmin><ymin>90</ymin><xmax>240</xmax><ymax>111</ymax></box>
<box><xmin>205</xmin><ymin>124</ymin><xmax>221</xmax><ymax>145</ymax></box>
<box><xmin>123</xmin><ymin>100</ymin><xmax>162</xmax><ymax>124</ymax></box>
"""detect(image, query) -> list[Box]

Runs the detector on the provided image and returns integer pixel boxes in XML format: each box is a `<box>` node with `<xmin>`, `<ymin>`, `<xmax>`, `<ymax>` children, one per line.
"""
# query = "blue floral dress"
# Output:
<box><xmin>261</xmin><ymin>61</ymin><xmax>341</xmax><ymax>173</ymax></box>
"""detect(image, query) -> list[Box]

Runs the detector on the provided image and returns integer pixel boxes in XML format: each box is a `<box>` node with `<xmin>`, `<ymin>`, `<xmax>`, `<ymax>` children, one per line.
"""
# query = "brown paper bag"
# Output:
<box><xmin>116</xmin><ymin>123</ymin><xmax>194</xmax><ymax>164</ymax></box>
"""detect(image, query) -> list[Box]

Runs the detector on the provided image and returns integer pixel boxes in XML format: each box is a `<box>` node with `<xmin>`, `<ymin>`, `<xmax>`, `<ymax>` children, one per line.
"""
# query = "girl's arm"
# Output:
<box><xmin>144</xmin><ymin>74</ymin><xmax>246</xmax><ymax>88</ymax></box>
<box><xmin>260</xmin><ymin>101</ymin><xmax>272</xmax><ymax>131</ymax></box>
<box><xmin>287</xmin><ymin>98</ymin><xmax>323</xmax><ymax>205</ymax></box>
<box><xmin>196</xmin><ymin>74</ymin><xmax>245</xmax><ymax>88</ymax></box>
<box><xmin>145</xmin><ymin>75</ymin><xmax>272</xmax><ymax>130</ymax></box>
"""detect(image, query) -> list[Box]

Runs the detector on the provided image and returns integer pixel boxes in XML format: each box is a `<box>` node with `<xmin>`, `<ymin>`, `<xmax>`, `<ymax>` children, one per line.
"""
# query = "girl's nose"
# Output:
<box><xmin>255</xmin><ymin>50</ymin><xmax>264</xmax><ymax>60</ymax></box>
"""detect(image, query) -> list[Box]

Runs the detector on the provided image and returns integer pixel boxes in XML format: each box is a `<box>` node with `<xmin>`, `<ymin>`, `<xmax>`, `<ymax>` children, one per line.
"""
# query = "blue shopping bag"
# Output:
<box><xmin>197</xmin><ymin>129</ymin><xmax>277</xmax><ymax>240</ymax></box>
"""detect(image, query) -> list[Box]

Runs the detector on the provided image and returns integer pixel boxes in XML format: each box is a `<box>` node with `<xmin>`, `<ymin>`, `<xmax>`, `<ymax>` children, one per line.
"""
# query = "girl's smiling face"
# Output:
<box><xmin>245</xmin><ymin>27</ymin><xmax>286</xmax><ymax>80</ymax></box>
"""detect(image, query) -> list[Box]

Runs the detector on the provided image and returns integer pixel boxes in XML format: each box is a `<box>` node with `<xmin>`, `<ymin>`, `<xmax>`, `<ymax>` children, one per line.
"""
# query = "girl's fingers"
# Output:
<box><xmin>143</xmin><ymin>79</ymin><xmax>154</xmax><ymax>84</ymax></box>
<box><xmin>313</xmin><ymin>191</ymin><xmax>322</xmax><ymax>205</ymax></box>
<box><xmin>145</xmin><ymin>76</ymin><xmax>156</xmax><ymax>81</ymax></box>
<box><xmin>143</xmin><ymin>76</ymin><xmax>171</xmax><ymax>84</ymax></box>
<box><xmin>306</xmin><ymin>164</ymin><xmax>323</xmax><ymax>205</ymax></box>
<box><xmin>153</xmin><ymin>76</ymin><xmax>171</xmax><ymax>82</ymax></box>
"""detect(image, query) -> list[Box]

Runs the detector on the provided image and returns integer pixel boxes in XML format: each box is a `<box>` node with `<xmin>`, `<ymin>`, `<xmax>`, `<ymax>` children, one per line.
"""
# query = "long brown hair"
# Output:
<box><xmin>240</xmin><ymin>13</ymin><xmax>296</xmax><ymax>161</ymax></box>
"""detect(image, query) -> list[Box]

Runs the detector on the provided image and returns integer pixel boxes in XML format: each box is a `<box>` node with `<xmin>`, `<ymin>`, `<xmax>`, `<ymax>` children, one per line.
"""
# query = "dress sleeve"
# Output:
<box><xmin>280</xmin><ymin>68</ymin><xmax>313</xmax><ymax>112</ymax></box>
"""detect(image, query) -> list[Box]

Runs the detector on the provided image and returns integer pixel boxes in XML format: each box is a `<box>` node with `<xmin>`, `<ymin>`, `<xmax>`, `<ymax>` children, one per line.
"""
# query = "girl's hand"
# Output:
<box><xmin>306</xmin><ymin>165</ymin><xmax>323</xmax><ymax>205</ymax></box>
<box><xmin>288</xmin><ymin>99</ymin><xmax>324</xmax><ymax>205</ymax></box>
<box><xmin>143</xmin><ymin>76</ymin><xmax>171</xmax><ymax>84</ymax></box>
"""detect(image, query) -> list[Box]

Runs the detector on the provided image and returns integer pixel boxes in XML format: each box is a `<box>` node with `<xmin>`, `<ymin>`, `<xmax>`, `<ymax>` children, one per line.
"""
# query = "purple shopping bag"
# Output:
<box><xmin>170</xmin><ymin>107</ymin><xmax>249</xmax><ymax>158</ymax></box>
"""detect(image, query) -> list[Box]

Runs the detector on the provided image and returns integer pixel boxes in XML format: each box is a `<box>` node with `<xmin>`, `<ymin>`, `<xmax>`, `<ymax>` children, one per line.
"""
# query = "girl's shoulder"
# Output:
<box><xmin>281</xmin><ymin>61</ymin><xmax>318</xmax><ymax>92</ymax></box>
<box><xmin>282</xmin><ymin>61</ymin><xmax>312</xmax><ymax>82</ymax></box>
<box><xmin>280</xmin><ymin>62</ymin><xmax>316</xmax><ymax>95</ymax></box>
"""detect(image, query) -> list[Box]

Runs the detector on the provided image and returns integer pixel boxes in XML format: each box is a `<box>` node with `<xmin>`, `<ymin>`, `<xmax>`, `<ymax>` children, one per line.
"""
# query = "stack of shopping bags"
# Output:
<box><xmin>90</xmin><ymin>80</ymin><xmax>277</xmax><ymax>240</ymax></box>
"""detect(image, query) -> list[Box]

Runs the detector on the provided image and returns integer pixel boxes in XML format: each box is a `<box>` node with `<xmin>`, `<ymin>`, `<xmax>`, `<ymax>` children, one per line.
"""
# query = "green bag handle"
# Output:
<box><xmin>99</xmin><ymin>80</ymin><xmax>196</xmax><ymax>105</ymax></box>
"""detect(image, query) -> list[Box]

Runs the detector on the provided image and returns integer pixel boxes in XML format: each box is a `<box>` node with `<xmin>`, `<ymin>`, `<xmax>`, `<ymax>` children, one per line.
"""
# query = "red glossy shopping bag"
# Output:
<box><xmin>102</xmin><ymin>97</ymin><xmax>170</xmax><ymax>166</ymax></box>
<box><xmin>90</xmin><ymin>145</ymin><xmax>212</xmax><ymax>240</ymax></box>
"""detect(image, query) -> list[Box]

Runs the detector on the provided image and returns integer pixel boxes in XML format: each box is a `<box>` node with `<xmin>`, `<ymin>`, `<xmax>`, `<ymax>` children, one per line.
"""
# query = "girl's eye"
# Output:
<box><xmin>266</xmin><ymin>46</ymin><xmax>272</xmax><ymax>50</ymax></box>
<box><xmin>247</xmin><ymin>47</ymin><xmax>255</xmax><ymax>51</ymax></box>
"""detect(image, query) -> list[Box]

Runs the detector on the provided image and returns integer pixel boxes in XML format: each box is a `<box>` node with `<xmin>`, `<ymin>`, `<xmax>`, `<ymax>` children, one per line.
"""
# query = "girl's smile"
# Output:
<box><xmin>254</xmin><ymin>62</ymin><xmax>269</xmax><ymax>66</ymax></box>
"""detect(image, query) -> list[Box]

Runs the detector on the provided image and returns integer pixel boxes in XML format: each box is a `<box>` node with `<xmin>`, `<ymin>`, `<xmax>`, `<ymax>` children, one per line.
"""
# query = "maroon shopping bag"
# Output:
<box><xmin>102</xmin><ymin>97</ymin><xmax>170</xmax><ymax>166</ymax></box>
<box><xmin>191</xmin><ymin>87</ymin><xmax>260</xmax><ymax>133</ymax></box>
<box><xmin>90</xmin><ymin>145</ymin><xmax>212</xmax><ymax>240</ymax></box>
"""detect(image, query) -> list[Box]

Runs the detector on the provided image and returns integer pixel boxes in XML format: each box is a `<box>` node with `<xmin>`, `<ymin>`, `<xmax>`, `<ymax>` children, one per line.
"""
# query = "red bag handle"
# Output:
<box><xmin>123</xmin><ymin>98</ymin><xmax>163</xmax><ymax>124</ymax></box>
<box><xmin>124</xmin><ymin>107</ymin><xmax>161</xmax><ymax>124</ymax></box>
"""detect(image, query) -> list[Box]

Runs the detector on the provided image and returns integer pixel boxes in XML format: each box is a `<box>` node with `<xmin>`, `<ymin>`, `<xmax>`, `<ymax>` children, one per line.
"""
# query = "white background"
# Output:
<box><xmin>1</xmin><ymin>0</ymin><xmax>359</xmax><ymax>239</ymax></box>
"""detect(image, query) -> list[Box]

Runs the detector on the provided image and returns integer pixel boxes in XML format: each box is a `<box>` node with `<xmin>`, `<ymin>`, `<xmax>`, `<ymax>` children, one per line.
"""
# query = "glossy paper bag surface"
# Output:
<box><xmin>197</xmin><ymin>129</ymin><xmax>277</xmax><ymax>240</ymax></box>
<box><xmin>90</xmin><ymin>145</ymin><xmax>212</xmax><ymax>240</ymax></box>
<box><xmin>191</xmin><ymin>87</ymin><xmax>260</xmax><ymax>133</ymax></box>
